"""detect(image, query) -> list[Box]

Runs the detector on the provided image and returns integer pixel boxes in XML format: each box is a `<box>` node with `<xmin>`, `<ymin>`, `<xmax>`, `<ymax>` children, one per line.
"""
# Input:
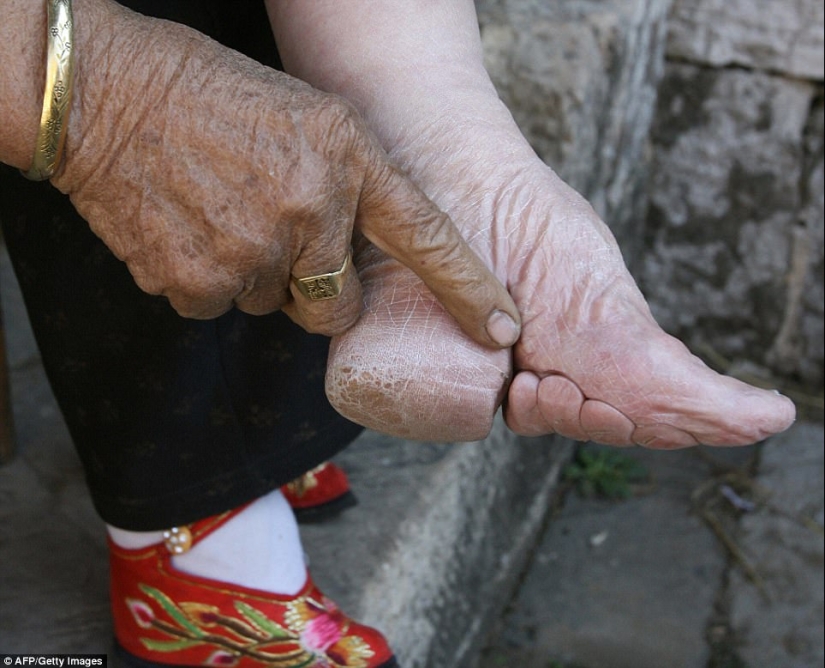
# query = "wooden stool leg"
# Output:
<box><xmin>0</xmin><ymin>295</ymin><xmax>15</xmax><ymax>464</ymax></box>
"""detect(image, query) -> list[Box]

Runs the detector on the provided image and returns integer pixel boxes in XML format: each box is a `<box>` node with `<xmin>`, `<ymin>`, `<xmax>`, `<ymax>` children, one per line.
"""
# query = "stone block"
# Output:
<box><xmin>643</xmin><ymin>63</ymin><xmax>823</xmax><ymax>386</ymax></box>
<box><xmin>667</xmin><ymin>0</ymin><xmax>825</xmax><ymax>80</ymax></box>
<box><xmin>302</xmin><ymin>426</ymin><xmax>573</xmax><ymax>668</ymax></box>
<box><xmin>766</xmin><ymin>94</ymin><xmax>825</xmax><ymax>386</ymax></box>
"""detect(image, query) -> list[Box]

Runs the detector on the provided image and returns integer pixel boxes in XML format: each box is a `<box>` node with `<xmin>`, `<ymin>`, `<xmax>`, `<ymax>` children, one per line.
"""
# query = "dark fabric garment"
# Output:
<box><xmin>0</xmin><ymin>0</ymin><xmax>363</xmax><ymax>530</ymax></box>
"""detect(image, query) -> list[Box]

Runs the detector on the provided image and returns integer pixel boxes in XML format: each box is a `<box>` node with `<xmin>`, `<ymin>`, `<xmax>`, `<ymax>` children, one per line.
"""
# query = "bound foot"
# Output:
<box><xmin>267</xmin><ymin>0</ymin><xmax>795</xmax><ymax>448</ymax></box>
<box><xmin>327</xmin><ymin>159</ymin><xmax>795</xmax><ymax>448</ymax></box>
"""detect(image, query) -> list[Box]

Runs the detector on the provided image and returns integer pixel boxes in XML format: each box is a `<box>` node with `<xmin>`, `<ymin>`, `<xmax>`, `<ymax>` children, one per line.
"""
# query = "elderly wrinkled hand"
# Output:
<box><xmin>44</xmin><ymin>1</ymin><xmax>519</xmax><ymax>347</ymax></box>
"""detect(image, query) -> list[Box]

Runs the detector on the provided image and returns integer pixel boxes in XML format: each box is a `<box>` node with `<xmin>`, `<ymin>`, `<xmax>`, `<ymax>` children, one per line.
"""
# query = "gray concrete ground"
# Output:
<box><xmin>2</xmin><ymin>240</ymin><xmax>823</xmax><ymax>668</ymax></box>
<box><xmin>477</xmin><ymin>427</ymin><xmax>824</xmax><ymax>668</ymax></box>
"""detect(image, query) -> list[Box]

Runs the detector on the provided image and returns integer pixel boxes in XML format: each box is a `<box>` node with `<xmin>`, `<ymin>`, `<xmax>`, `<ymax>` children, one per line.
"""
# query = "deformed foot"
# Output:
<box><xmin>326</xmin><ymin>155</ymin><xmax>795</xmax><ymax>448</ymax></box>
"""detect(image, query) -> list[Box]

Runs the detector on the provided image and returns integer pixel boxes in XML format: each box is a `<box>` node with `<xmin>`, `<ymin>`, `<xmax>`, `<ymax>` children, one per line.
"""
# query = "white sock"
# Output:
<box><xmin>106</xmin><ymin>488</ymin><xmax>307</xmax><ymax>596</ymax></box>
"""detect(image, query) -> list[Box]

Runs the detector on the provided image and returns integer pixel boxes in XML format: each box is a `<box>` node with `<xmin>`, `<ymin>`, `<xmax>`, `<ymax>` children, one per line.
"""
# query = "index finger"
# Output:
<box><xmin>356</xmin><ymin>159</ymin><xmax>521</xmax><ymax>349</ymax></box>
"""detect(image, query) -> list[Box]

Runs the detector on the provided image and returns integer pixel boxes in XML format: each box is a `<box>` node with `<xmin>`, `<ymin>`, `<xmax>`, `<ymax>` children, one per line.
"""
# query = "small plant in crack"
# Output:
<box><xmin>563</xmin><ymin>447</ymin><xmax>650</xmax><ymax>499</ymax></box>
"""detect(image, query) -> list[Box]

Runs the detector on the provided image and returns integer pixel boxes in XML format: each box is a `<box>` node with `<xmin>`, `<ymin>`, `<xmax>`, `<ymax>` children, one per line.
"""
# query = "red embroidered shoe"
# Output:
<box><xmin>281</xmin><ymin>463</ymin><xmax>357</xmax><ymax>523</ymax></box>
<box><xmin>110</xmin><ymin>507</ymin><xmax>398</xmax><ymax>668</ymax></box>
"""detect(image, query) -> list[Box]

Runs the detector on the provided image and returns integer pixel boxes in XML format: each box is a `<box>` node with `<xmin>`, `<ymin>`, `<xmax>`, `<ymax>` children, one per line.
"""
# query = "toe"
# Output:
<box><xmin>536</xmin><ymin>374</ymin><xmax>589</xmax><ymax>442</ymax></box>
<box><xmin>580</xmin><ymin>399</ymin><xmax>635</xmax><ymax>446</ymax></box>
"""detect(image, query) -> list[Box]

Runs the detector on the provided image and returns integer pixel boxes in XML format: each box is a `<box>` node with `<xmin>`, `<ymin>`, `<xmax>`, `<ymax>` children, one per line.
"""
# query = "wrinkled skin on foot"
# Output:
<box><xmin>273</xmin><ymin>0</ymin><xmax>797</xmax><ymax>446</ymax></box>
<box><xmin>500</xmin><ymin>168</ymin><xmax>795</xmax><ymax>447</ymax></box>
<box><xmin>327</xmin><ymin>159</ymin><xmax>796</xmax><ymax>446</ymax></box>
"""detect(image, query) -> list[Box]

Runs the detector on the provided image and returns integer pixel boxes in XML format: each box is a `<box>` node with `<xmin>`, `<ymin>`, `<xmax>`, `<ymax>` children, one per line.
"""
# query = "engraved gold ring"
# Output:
<box><xmin>291</xmin><ymin>252</ymin><xmax>352</xmax><ymax>301</ymax></box>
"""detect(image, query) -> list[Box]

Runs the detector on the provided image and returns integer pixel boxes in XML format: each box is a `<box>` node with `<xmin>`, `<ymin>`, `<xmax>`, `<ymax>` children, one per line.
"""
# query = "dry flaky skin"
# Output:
<box><xmin>270</xmin><ymin>1</ymin><xmax>797</xmax><ymax>447</ymax></box>
<box><xmin>327</xmin><ymin>240</ymin><xmax>511</xmax><ymax>441</ymax></box>
<box><xmin>12</xmin><ymin>0</ymin><xmax>519</xmax><ymax>348</ymax></box>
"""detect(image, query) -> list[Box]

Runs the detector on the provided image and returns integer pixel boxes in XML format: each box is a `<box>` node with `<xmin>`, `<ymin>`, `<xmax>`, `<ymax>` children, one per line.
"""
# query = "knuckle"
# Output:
<box><xmin>306</xmin><ymin>312</ymin><xmax>359</xmax><ymax>337</ymax></box>
<box><xmin>127</xmin><ymin>262</ymin><xmax>165</xmax><ymax>296</ymax></box>
<box><xmin>301</xmin><ymin>286</ymin><xmax>363</xmax><ymax>336</ymax></box>
<box><xmin>310</xmin><ymin>94</ymin><xmax>371</xmax><ymax>164</ymax></box>
<box><xmin>234</xmin><ymin>286</ymin><xmax>290</xmax><ymax>317</ymax></box>
<box><xmin>410</xmin><ymin>213</ymin><xmax>471</xmax><ymax>271</ymax></box>
<box><xmin>318</xmin><ymin>94</ymin><xmax>362</xmax><ymax>137</ymax></box>
<box><xmin>325</xmin><ymin>309</ymin><xmax>362</xmax><ymax>336</ymax></box>
<box><xmin>162</xmin><ymin>263</ymin><xmax>231</xmax><ymax>318</ymax></box>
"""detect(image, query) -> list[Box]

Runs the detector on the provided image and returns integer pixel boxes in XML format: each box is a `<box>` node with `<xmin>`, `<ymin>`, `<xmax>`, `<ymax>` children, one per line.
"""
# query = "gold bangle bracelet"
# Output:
<box><xmin>22</xmin><ymin>0</ymin><xmax>75</xmax><ymax>181</ymax></box>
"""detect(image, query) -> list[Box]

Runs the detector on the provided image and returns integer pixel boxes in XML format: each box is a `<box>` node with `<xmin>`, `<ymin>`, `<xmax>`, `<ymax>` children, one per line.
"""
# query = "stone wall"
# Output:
<box><xmin>643</xmin><ymin>0</ymin><xmax>824</xmax><ymax>390</ymax></box>
<box><xmin>476</xmin><ymin>0</ymin><xmax>824</xmax><ymax>395</ymax></box>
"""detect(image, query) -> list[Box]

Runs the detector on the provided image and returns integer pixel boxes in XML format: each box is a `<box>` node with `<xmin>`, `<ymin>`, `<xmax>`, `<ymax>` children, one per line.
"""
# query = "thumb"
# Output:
<box><xmin>356</xmin><ymin>159</ymin><xmax>521</xmax><ymax>349</ymax></box>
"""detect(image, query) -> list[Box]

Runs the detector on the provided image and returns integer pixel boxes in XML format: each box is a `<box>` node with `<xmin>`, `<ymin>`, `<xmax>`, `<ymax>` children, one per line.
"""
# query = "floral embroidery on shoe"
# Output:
<box><xmin>285</xmin><ymin>594</ymin><xmax>376</xmax><ymax>667</ymax></box>
<box><xmin>125</xmin><ymin>583</ymin><xmax>376</xmax><ymax>667</ymax></box>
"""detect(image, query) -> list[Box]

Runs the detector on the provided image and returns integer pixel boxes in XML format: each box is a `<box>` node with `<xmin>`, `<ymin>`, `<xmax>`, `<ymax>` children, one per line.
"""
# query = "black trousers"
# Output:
<box><xmin>0</xmin><ymin>0</ymin><xmax>363</xmax><ymax>530</ymax></box>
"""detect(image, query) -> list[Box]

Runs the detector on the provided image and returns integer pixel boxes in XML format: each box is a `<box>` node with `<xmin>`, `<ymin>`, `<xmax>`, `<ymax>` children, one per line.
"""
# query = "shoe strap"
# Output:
<box><xmin>161</xmin><ymin>501</ymin><xmax>254</xmax><ymax>556</ymax></box>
